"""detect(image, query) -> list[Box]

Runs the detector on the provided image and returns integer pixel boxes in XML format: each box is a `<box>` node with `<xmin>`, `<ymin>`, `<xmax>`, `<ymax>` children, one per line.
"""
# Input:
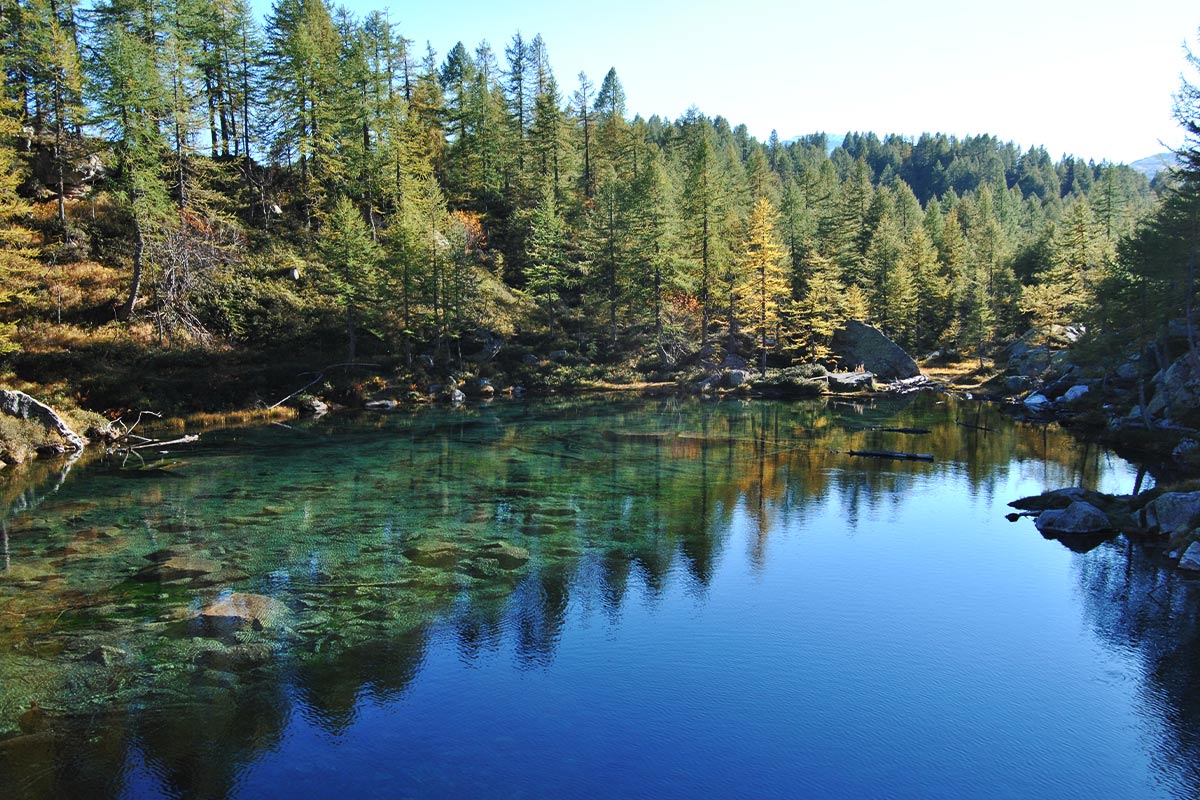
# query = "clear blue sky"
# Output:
<box><xmin>274</xmin><ymin>0</ymin><xmax>1200</xmax><ymax>164</ymax></box>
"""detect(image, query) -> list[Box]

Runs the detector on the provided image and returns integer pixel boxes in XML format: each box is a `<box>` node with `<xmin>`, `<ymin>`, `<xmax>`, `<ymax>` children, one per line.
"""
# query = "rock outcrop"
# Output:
<box><xmin>1135</xmin><ymin>491</ymin><xmax>1200</xmax><ymax>535</ymax></box>
<box><xmin>0</xmin><ymin>389</ymin><xmax>87</xmax><ymax>451</ymax></box>
<box><xmin>1033</xmin><ymin>501</ymin><xmax>1113</xmax><ymax>535</ymax></box>
<box><xmin>1147</xmin><ymin>351</ymin><xmax>1200</xmax><ymax>428</ymax></box>
<box><xmin>830</xmin><ymin>320</ymin><xmax>921</xmax><ymax>381</ymax></box>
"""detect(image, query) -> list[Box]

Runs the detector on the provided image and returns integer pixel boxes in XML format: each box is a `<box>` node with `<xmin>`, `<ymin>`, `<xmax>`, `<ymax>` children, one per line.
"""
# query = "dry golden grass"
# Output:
<box><xmin>147</xmin><ymin>406</ymin><xmax>299</xmax><ymax>432</ymax></box>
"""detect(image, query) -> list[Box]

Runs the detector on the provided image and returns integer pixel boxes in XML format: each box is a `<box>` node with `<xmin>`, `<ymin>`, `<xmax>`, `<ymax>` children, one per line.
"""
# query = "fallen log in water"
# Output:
<box><xmin>848</xmin><ymin>449</ymin><xmax>934</xmax><ymax>462</ymax></box>
<box><xmin>866</xmin><ymin>426</ymin><xmax>931</xmax><ymax>434</ymax></box>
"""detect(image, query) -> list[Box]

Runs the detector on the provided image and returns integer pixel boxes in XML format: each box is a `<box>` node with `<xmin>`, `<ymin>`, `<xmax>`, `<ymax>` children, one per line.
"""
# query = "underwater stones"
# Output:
<box><xmin>143</xmin><ymin>546</ymin><xmax>198</xmax><ymax>563</ymax></box>
<box><xmin>82</xmin><ymin>645</ymin><xmax>129</xmax><ymax>667</ymax></box>
<box><xmin>199</xmin><ymin>592</ymin><xmax>288</xmax><ymax>631</ymax></box>
<box><xmin>134</xmin><ymin>555</ymin><xmax>222</xmax><ymax>583</ymax></box>
<box><xmin>403</xmin><ymin>540</ymin><xmax>458</xmax><ymax>567</ymax></box>
<box><xmin>1034</xmin><ymin>501</ymin><xmax>1113</xmax><ymax>536</ymax></box>
<box><xmin>476</xmin><ymin>542</ymin><xmax>530</xmax><ymax>570</ymax></box>
<box><xmin>195</xmin><ymin>642</ymin><xmax>275</xmax><ymax>669</ymax></box>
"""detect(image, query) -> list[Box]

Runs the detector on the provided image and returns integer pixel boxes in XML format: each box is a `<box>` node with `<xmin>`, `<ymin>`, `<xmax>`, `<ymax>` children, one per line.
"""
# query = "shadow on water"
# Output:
<box><xmin>0</xmin><ymin>394</ymin><xmax>1196</xmax><ymax>798</ymax></box>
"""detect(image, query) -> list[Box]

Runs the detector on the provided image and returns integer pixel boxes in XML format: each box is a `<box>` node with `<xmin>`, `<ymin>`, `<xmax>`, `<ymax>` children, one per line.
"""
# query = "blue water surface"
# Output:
<box><xmin>1</xmin><ymin>395</ymin><xmax>1197</xmax><ymax>799</ymax></box>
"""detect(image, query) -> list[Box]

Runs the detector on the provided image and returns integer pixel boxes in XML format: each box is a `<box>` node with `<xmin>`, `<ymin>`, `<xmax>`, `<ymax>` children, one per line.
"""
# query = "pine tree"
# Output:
<box><xmin>320</xmin><ymin>194</ymin><xmax>380</xmax><ymax>361</ymax></box>
<box><xmin>87</xmin><ymin>3</ymin><xmax>174</xmax><ymax>319</ymax></box>
<box><xmin>264</xmin><ymin>0</ymin><xmax>345</xmax><ymax>227</ymax></box>
<box><xmin>525</xmin><ymin>179</ymin><xmax>568</xmax><ymax>320</ymax></box>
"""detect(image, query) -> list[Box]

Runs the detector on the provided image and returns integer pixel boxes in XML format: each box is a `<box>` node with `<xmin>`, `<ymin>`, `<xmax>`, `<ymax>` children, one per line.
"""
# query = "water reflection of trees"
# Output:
<box><xmin>1072</xmin><ymin>540</ymin><xmax>1200</xmax><ymax>797</ymax></box>
<box><xmin>0</xmin><ymin>395</ymin><xmax>1153</xmax><ymax>798</ymax></box>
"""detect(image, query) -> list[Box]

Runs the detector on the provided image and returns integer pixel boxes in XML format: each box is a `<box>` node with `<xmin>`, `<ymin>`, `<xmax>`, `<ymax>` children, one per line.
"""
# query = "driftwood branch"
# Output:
<box><xmin>269</xmin><ymin>361</ymin><xmax>382</xmax><ymax>409</ymax></box>
<box><xmin>130</xmin><ymin>434</ymin><xmax>199</xmax><ymax>450</ymax></box>
<box><xmin>866</xmin><ymin>426</ymin><xmax>930</xmax><ymax>434</ymax></box>
<box><xmin>848</xmin><ymin>449</ymin><xmax>934</xmax><ymax>462</ymax></box>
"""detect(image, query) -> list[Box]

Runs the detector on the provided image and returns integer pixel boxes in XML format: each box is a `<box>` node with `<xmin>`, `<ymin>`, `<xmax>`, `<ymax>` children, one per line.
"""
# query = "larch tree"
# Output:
<box><xmin>738</xmin><ymin>197</ymin><xmax>789</xmax><ymax>375</ymax></box>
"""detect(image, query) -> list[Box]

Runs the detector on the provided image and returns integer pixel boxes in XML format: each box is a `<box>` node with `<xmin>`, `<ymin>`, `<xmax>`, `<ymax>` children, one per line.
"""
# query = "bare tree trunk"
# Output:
<box><xmin>117</xmin><ymin>221</ymin><xmax>145</xmax><ymax>321</ymax></box>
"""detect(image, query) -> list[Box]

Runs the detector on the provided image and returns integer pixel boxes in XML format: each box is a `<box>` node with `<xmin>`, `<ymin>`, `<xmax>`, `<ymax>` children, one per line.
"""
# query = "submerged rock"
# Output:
<box><xmin>476</xmin><ymin>542</ymin><xmax>530</xmax><ymax>570</ymax></box>
<box><xmin>1034</xmin><ymin>501</ymin><xmax>1113</xmax><ymax>535</ymax></box>
<box><xmin>133</xmin><ymin>555</ymin><xmax>221</xmax><ymax>583</ymax></box>
<box><xmin>83</xmin><ymin>645</ymin><xmax>128</xmax><ymax>667</ymax></box>
<box><xmin>199</xmin><ymin>592</ymin><xmax>288</xmax><ymax>630</ymax></box>
<box><xmin>404</xmin><ymin>540</ymin><xmax>458</xmax><ymax>567</ymax></box>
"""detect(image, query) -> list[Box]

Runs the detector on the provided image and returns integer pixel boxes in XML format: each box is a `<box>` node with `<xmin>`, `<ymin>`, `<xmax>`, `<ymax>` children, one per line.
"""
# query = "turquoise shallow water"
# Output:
<box><xmin>1</xmin><ymin>394</ymin><xmax>1198</xmax><ymax>799</ymax></box>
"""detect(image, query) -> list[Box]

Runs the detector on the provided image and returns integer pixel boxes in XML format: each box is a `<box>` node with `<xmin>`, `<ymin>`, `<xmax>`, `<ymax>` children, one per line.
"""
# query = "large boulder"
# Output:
<box><xmin>0</xmin><ymin>390</ymin><xmax>87</xmax><ymax>451</ymax></box>
<box><xmin>830</xmin><ymin>320</ymin><xmax>920</xmax><ymax>380</ymax></box>
<box><xmin>1137</xmin><ymin>491</ymin><xmax>1200</xmax><ymax>535</ymax></box>
<box><xmin>1147</xmin><ymin>351</ymin><xmax>1200</xmax><ymax>427</ymax></box>
<box><xmin>1034</xmin><ymin>501</ymin><xmax>1112</xmax><ymax>535</ymax></box>
<box><xmin>1178</xmin><ymin>542</ymin><xmax>1200</xmax><ymax>571</ymax></box>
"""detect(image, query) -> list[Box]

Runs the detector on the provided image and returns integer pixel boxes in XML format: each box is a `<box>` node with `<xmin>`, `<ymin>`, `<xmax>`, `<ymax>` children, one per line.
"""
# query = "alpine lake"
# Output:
<box><xmin>2</xmin><ymin>393</ymin><xmax>1199</xmax><ymax>799</ymax></box>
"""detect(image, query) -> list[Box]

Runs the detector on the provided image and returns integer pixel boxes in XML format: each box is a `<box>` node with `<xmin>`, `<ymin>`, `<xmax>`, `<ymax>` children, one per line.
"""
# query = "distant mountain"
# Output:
<box><xmin>1129</xmin><ymin>152</ymin><xmax>1176</xmax><ymax>179</ymax></box>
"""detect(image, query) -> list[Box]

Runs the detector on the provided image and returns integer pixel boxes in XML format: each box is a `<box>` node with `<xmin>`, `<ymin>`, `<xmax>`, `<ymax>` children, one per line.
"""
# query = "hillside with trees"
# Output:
<box><xmin>0</xmin><ymin>0</ymin><xmax>1178</xmax><ymax>416</ymax></box>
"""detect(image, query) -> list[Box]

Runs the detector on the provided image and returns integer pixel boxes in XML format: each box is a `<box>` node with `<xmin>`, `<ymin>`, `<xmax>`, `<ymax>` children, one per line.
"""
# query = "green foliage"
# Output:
<box><xmin>0</xmin><ymin>10</ymin><xmax>1177</xmax><ymax>409</ymax></box>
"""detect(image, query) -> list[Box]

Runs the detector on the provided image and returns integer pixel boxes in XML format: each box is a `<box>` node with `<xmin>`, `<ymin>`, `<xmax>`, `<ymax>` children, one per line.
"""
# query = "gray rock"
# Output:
<box><xmin>1009</xmin><ymin>487</ymin><xmax>1107</xmax><ymax>512</ymax></box>
<box><xmin>295</xmin><ymin>396</ymin><xmax>328</xmax><ymax>416</ymax></box>
<box><xmin>1023</xmin><ymin>393</ymin><xmax>1052</xmax><ymax>410</ymax></box>
<box><xmin>1034</xmin><ymin>501</ymin><xmax>1112</xmax><ymax>535</ymax></box>
<box><xmin>522</xmin><ymin>353</ymin><xmax>540</xmax><ymax>365</ymax></box>
<box><xmin>1116</xmin><ymin>360</ymin><xmax>1140</xmax><ymax>382</ymax></box>
<box><xmin>1178</xmin><ymin>542</ymin><xmax>1200</xmax><ymax>571</ymax></box>
<box><xmin>1147</xmin><ymin>352</ymin><xmax>1200</xmax><ymax>426</ymax></box>
<box><xmin>1173</xmin><ymin>438</ymin><xmax>1200</xmax><ymax>466</ymax></box>
<box><xmin>1062</xmin><ymin>385</ymin><xmax>1090</xmax><ymax>404</ymax></box>
<box><xmin>1005</xmin><ymin>375</ymin><xmax>1036</xmax><ymax>394</ymax></box>
<box><xmin>725</xmin><ymin>369</ymin><xmax>750</xmax><ymax>388</ymax></box>
<box><xmin>364</xmin><ymin>399</ymin><xmax>398</xmax><ymax>410</ymax></box>
<box><xmin>827</xmin><ymin>371</ymin><xmax>874</xmax><ymax>392</ymax></box>
<box><xmin>1139</xmin><ymin>491</ymin><xmax>1200</xmax><ymax>535</ymax></box>
<box><xmin>549</xmin><ymin>349</ymin><xmax>570</xmax><ymax>363</ymax></box>
<box><xmin>0</xmin><ymin>389</ymin><xmax>87</xmax><ymax>451</ymax></box>
<box><xmin>830</xmin><ymin>320</ymin><xmax>921</xmax><ymax>380</ymax></box>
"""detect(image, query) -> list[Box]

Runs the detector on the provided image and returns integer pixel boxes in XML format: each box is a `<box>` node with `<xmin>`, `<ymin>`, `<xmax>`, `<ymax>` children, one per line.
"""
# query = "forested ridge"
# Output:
<box><xmin>0</xmin><ymin>0</ymin><xmax>1194</xmax><ymax>414</ymax></box>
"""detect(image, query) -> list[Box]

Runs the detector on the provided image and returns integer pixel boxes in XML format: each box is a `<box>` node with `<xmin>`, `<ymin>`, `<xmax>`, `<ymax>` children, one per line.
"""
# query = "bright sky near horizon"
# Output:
<box><xmin>301</xmin><ymin>0</ymin><xmax>1199</xmax><ymax>164</ymax></box>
